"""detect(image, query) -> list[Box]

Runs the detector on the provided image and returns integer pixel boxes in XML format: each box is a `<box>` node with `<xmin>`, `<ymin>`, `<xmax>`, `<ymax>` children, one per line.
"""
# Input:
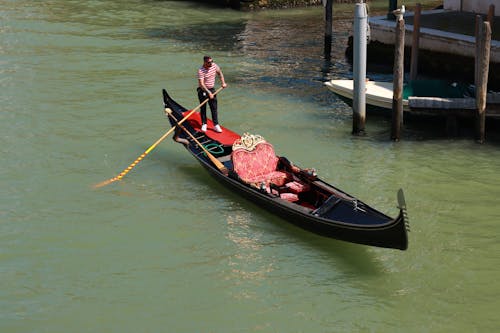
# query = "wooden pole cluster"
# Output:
<box><xmin>391</xmin><ymin>17</ymin><xmax>405</xmax><ymax>141</ymax></box>
<box><xmin>475</xmin><ymin>20</ymin><xmax>491</xmax><ymax>143</ymax></box>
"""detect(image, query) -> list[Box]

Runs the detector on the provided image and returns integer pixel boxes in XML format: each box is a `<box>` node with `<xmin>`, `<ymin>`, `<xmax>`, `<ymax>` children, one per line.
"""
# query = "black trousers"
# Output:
<box><xmin>197</xmin><ymin>87</ymin><xmax>218</xmax><ymax>125</ymax></box>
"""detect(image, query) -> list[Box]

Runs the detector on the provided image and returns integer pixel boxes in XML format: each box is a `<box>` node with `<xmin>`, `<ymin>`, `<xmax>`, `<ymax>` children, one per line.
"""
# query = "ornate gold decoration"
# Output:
<box><xmin>232</xmin><ymin>132</ymin><xmax>266</xmax><ymax>151</ymax></box>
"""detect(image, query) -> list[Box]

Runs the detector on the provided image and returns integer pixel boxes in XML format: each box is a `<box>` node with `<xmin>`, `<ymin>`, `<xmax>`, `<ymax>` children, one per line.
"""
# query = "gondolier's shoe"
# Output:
<box><xmin>201</xmin><ymin>124</ymin><xmax>207</xmax><ymax>132</ymax></box>
<box><xmin>214</xmin><ymin>124</ymin><xmax>223</xmax><ymax>133</ymax></box>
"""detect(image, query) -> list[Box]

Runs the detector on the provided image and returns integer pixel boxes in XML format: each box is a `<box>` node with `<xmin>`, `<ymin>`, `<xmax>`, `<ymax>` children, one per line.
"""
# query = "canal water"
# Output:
<box><xmin>1</xmin><ymin>1</ymin><xmax>499</xmax><ymax>332</ymax></box>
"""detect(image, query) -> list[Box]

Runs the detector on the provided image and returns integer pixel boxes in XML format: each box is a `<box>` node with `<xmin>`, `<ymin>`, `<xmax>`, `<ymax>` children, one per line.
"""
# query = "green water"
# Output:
<box><xmin>1</xmin><ymin>1</ymin><xmax>499</xmax><ymax>332</ymax></box>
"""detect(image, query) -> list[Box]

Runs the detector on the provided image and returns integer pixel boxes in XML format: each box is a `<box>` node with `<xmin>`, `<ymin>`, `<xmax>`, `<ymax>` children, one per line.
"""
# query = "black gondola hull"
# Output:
<box><xmin>195</xmin><ymin>151</ymin><xmax>408</xmax><ymax>250</ymax></box>
<box><xmin>163</xmin><ymin>89</ymin><xmax>409</xmax><ymax>250</ymax></box>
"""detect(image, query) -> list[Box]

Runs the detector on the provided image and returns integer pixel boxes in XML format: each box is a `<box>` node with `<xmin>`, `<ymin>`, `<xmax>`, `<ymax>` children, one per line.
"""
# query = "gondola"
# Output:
<box><xmin>162</xmin><ymin>88</ymin><xmax>409</xmax><ymax>250</ymax></box>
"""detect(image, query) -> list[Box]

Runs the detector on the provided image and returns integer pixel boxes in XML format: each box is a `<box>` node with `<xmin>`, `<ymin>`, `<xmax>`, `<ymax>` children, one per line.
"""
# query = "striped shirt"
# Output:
<box><xmin>197</xmin><ymin>63</ymin><xmax>220</xmax><ymax>89</ymax></box>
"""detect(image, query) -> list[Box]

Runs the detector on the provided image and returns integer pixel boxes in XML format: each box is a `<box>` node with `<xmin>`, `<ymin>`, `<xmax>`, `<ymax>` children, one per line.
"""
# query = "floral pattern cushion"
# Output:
<box><xmin>232</xmin><ymin>142</ymin><xmax>289</xmax><ymax>186</ymax></box>
<box><xmin>231</xmin><ymin>135</ymin><xmax>307</xmax><ymax>203</ymax></box>
<box><xmin>285</xmin><ymin>181</ymin><xmax>310</xmax><ymax>194</ymax></box>
<box><xmin>279</xmin><ymin>192</ymin><xmax>299</xmax><ymax>202</ymax></box>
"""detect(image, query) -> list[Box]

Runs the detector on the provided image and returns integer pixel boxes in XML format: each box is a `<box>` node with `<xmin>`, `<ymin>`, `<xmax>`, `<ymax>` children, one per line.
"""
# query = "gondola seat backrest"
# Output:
<box><xmin>231</xmin><ymin>133</ymin><xmax>290</xmax><ymax>188</ymax></box>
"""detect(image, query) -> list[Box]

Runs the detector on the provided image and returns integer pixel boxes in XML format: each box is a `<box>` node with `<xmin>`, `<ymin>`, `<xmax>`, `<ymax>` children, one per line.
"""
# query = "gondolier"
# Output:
<box><xmin>197</xmin><ymin>55</ymin><xmax>227</xmax><ymax>133</ymax></box>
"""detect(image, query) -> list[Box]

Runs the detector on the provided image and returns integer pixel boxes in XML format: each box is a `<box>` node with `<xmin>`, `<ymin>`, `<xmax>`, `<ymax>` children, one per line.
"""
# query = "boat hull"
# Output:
<box><xmin>324</xmin><ymin>79</ymin><xmax>500</xmax><ymax>119</ymax></box>
<box><xmin>163</xmin><ymin>88</ymin><xmax>409</xmax><ymax>250</ymax></box>
<box><xmin>324</xmin><ymin>79</ymin><xmax>410</xmax><ymax>112</ymax></box>
<box><xmin>199</xmin><ymin>157</ymin><xmax>408</xmax><ymax>249</ymax></box>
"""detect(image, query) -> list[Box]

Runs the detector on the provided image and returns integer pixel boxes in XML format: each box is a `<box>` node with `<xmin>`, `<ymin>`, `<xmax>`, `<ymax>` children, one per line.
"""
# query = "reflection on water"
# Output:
<box><xmin>144</xmin><ymin>6</ymin><xmax>357</xmax><ymax>102</ymax></box>
<box><xmin>225</xmin><ymin>210</ymin><xmax>274</xmax><ymax>298</ymax></box>
<box><xmin>234</xmin><ymin>12</ymin><xmax>355</xmax><ymax>94</ymax></box>
<box><xmin>146</xmin><ymin>21</ymin><xmax>248</xmax><ymax>52</ymax></box>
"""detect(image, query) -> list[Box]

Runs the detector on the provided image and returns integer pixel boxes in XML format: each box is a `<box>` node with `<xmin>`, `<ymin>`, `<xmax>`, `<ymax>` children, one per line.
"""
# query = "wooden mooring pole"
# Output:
<box><xmin>409</xmin><ymin>3</ymin><xmax>421</xmax><ymax>81</ymax></box>
<box><xmin>487</xmin><ymin>4</ymin><xmax>495</xmax><ymax>29</ymax></box>
<box><xmin>391</xmin><ymin>17</ymin><xmax>405</xmax><ymax>141</ymax></box>
<box><xmin>324</xmin><ymin>0</ymin><xmax>333</xmax><ymax>59</ymax></box>
<box><xmin>352</xmin><ymin>2</ymin><xmax>367</xmax><ymax>135</ymax></box>
<box><xmin>475</xmin><ymin>21</ymin><xmax>491</xmax><ymax>144</ymax></box>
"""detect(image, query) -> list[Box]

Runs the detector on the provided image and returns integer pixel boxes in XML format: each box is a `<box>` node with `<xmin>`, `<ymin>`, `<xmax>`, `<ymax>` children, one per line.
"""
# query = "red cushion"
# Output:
<box><xmin>232</xmin><ymin>142</ymin><xmax>280</xmax><ymax>182</ymax></box>
<box><xmin>285</xmin><ymin>181</ymin><xmax>310</xmax><ymax>194</ymax></box>
<box><xmin>243</xmin><ymin>170</ymin><xmax>290</xmax><ymax>187</ymax></box>
<box><xmin>232</xmin><ymin>138</ymin><xmax>294</xmax><ymax>190</ymax></box>
<box><xmin>280</xmin><ymin>192</ymin><xmax>299</xmax><ymax>202</ymax></box>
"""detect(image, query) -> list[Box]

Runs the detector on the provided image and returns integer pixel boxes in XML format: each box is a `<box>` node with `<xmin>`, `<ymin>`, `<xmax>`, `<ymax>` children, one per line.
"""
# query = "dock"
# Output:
<box><xmin>365</xmin><ymin>8</ymin><xmax>500</xmax><ymax>90</ymax></box>
<box><xmin>341</xmin><ymin>3</ymin><xmax>500</xmax><ymax>141</ymax></box>
<box><xmin>369</xmin><ymin>9</ymin><xmax>500</xmax><ymax>62</ymax></box>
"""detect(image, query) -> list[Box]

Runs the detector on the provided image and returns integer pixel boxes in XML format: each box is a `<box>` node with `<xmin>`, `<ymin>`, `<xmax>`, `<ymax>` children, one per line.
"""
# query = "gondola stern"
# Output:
<box><xmin>397</xmin><ymin>188</ymin><xmax>410</xmax><ymax>233</ymax></box>
<box><xmin>394</xmin><ymin>209</ymin><xmax>409</xmax><ymax>250</ymax></box>
<box><xmin>395</xmin><ymin>188</ymin><xmax>410</xmax><ymax>250</ymax></box>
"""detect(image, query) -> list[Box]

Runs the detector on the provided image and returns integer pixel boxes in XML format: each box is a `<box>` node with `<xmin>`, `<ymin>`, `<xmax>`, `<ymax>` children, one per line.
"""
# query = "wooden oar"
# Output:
<box><xmin>165</xmin><ymin>108</ymin><xmax>228</xmax><ymax>176</ymax></box>
<box><xmin>93</xmin><ymin>87</ymin><xmax>224</xmax><ymax>188</ymax></box>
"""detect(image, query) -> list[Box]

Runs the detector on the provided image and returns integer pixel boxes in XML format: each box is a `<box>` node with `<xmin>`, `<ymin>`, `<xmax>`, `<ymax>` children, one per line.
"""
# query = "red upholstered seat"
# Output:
<box><xmin>231</xmin><ymin>133</ymin><xmax>310</xmax><ymax>203</ymax></box>
<box><xmin>232</xmin><ymin>141</ymin><xmax>290</xmax><ymax>186</ymax></box>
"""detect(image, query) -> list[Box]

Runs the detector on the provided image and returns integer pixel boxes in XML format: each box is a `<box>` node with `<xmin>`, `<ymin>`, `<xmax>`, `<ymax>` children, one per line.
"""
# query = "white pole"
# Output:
<box><xmin>353</xmin><ymin>2</ymin><xmax>367</xmax><ymax>134</ymax></box>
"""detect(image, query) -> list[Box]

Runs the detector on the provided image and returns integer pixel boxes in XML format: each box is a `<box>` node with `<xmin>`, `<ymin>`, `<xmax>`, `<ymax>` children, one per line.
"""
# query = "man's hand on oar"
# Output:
<box><xmin>93</xmin><ymin>87</ymin><xmax>224</xmax><ymax>189</ymax></box>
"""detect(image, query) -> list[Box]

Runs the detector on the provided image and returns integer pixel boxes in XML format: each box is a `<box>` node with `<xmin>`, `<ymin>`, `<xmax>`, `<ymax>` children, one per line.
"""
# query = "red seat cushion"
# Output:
<box><xmin>280</xmin><ymin>192</ymin><xmax>299</xmax><ymax>202</ymax></box>
<box><xmin>232</xmin><ymin>140</ymin><xmax>290</xmax><ymax>187</ymax></box>
<box><xmin>285</xmin><ymin>181</ymin><xmax>310</xmax><ymax>194</ymax></box>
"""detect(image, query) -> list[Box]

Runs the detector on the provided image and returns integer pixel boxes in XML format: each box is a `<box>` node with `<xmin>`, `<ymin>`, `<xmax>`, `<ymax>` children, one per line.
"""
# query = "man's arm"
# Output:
<box><xmin>217</xmin><ymin>67</ymin><xmax>227</xmax><ymax>88</ymax></box>
<box><xmin>198</xmin><ymin>78</ymin><xmax>210</xmax><ymax>93</ymax></box>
